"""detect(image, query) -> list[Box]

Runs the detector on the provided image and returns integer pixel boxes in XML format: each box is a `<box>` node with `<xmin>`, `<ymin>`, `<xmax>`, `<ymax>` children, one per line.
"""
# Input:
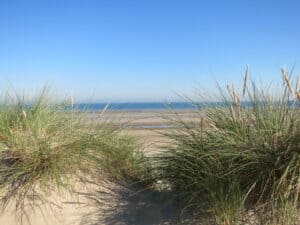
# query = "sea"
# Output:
<box><xmin>72</xmin><ymin>102</ymin><xmax>197</xmax><ymax>111</ymax></box>
<box><xmin>70</xmin><ymin>100</ymin><xmax>299</xmax><ymax>112</ymax></box>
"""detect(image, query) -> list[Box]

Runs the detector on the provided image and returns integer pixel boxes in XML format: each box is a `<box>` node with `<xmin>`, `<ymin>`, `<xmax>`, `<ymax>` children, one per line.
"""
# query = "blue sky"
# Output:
<box><xmin>0</xmin><ymin>0</ymin><xmax>299</xmax><ymax>102</ymax></box>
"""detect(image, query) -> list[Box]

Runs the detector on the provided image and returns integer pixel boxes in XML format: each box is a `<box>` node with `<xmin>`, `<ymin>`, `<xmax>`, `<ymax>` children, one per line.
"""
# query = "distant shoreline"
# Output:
<box><xmin>71</xmin><ymin>102</ymin><xmax>197</xmax><ymax>111</ymax></box>
<box><xmin>76</xmin><ymin>108</ymin><xmax>198</xmax><ymax>113</ymax></box>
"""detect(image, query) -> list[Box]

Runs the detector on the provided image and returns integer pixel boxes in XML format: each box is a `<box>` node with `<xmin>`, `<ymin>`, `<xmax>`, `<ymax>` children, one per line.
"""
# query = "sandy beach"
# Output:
<box><xmin>0</xmin><ymin>110</ymin><xmax>198</xmax><ymax>225</ymax></box>
<box><xmin>85</xmin><ymin>110</ymin><xmax>199</xmax><ymax>154</ymax></box>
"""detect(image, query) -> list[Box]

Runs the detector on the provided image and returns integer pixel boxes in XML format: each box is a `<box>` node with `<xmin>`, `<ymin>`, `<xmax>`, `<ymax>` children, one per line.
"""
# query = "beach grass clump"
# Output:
<box><xmin>0</xmin><ymin>89</ymin><xmax>92</xmax><ymax>217</ymax></box>
<box><xmin>0</xmin><ymin>88</ymin><xmax>150</xmax><ymax>223</ymax></box>
<box><xmin>157</xmin><ymin>68</ymin><xmax>300</xmax><ymax>224</ymax></box>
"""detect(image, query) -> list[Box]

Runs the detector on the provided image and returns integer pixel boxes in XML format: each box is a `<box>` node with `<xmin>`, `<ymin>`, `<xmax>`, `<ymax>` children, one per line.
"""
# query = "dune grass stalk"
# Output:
<box><xmin>157</xmin><ymin>68</ymin><xmax>300</xmax><ymax>224</ymax></box>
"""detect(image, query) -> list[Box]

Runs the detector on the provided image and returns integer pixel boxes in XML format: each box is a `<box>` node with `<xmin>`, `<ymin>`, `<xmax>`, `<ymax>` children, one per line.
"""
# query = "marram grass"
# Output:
<box><xmin>157</xmin><ymin>68</ymin><xmax>300</xmax><ymax>225</ymax></box>
<box><xmin>0</xmin><ymin>88</ymin><xmax>149</xmax><ymax>223</ymax></box>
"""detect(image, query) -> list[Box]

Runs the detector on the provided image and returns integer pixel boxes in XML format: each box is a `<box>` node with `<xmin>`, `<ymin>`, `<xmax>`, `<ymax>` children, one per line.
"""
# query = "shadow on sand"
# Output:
<box><xmin>78</xmin><ymin>180</ymin><xmax>203</xmax><ymax>225</ymax></box>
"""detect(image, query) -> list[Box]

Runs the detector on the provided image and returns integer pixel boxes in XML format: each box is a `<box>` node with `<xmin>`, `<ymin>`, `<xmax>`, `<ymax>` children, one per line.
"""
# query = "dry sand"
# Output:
<box><xmin>0</xmin><ymin>110</ymin><xmax>199</xmax><ymax>225</ymax></box>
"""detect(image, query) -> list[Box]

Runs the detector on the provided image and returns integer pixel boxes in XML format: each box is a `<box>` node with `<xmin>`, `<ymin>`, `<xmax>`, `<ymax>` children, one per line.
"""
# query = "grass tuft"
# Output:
<box><xmin>157</xmin><ymin>68</ymin><xmax>300</xmax><ymax>224</ymax></box>
<box><xmin>0</xmin><ymin>87</ymin><xmax>150</xmax><ymax>223</ymax></box>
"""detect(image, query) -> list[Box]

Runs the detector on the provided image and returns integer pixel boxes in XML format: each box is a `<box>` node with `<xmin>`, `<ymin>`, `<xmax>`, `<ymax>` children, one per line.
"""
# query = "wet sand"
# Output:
<box><xmin>0</xmin><ymin>110</ymin><xmax>199</xmax><ymax>225</ymax></box>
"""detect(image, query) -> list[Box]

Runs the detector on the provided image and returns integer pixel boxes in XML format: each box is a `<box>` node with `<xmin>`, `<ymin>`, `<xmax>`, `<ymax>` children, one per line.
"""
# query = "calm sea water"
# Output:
<box><xmin>73</xmin><ymin>102</ymin><xmax>197</xmax><ymax>111</ymax></box>
<box><xmin>70</xmin><ymin>101</ymin><xmax>299</xmax><ymax>111</ymax></box>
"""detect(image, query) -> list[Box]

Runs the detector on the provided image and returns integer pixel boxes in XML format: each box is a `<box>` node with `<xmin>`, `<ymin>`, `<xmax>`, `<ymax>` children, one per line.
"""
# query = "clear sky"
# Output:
<box><xmin>0</xmin><ymin>0</ymin><xmax>299</xmax><ymax>102</ymax></box>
